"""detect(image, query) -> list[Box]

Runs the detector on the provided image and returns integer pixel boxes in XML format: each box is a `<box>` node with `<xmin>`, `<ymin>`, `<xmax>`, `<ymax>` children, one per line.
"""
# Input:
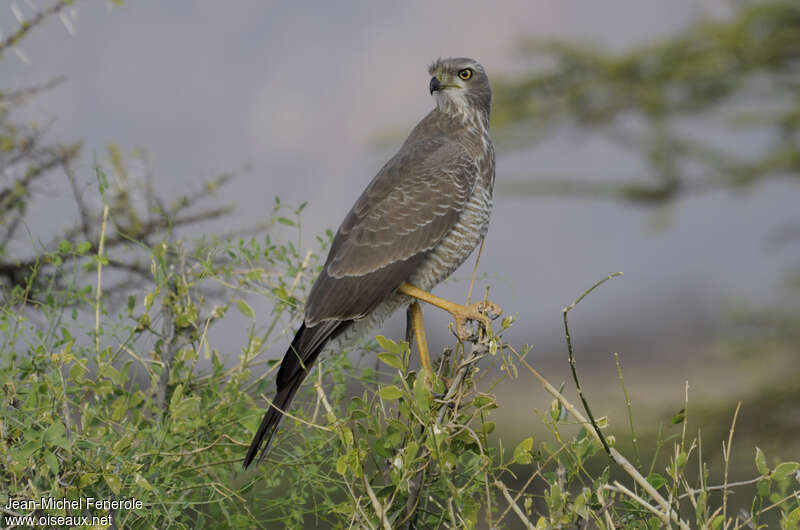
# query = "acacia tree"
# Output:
<box><xmin>0</xmin><ymin>1</ymin><xmax>243</xmax><ymax>305</ymax></box>
<box><xmin>492</xmin><ymin>0</ymin><xmax>800</xmax><ymax>441</ymax></box>
<box><xmin>493</xmin><ymin>1</ymin><xmax>800</xmax><ymax>203</ymax></box>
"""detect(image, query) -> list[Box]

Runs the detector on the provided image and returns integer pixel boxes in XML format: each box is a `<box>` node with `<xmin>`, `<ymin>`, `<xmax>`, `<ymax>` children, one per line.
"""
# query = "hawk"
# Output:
<box><xmin>244</xmin><ymin>57</ymin><xmax>500</xmax><ymax>468</ymax></box>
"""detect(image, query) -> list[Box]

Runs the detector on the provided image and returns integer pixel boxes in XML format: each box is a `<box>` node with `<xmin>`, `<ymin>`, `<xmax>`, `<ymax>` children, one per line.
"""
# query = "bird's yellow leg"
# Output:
<box><xmin>398</xmin><ymin>282</ymin><xmax>502</xmax><ymax>341</ymax></box>
<box><xmin>407</xmin><ymin>301</ymin><xmax>433</xmax><ymax>375</ymax></box>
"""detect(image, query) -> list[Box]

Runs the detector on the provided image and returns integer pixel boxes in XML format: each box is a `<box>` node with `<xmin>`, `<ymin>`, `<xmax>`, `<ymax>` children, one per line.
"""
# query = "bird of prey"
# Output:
<box><xmin>243</xmin><ymin>57</ymin><xmax>500</xmax><ymax>469</ymax></box>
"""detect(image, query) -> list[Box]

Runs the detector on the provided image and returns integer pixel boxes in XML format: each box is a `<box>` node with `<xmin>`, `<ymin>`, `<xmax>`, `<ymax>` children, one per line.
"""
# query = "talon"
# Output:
<box><xmin>477</xmin><ymin>300</ymin><xmax>502</xmax><ymax>321</ymax></box>
<box><xmin>452</xmin><ymin>323</ymin><xmax>479</xmax><ymax>342</ymax></box>
<box><xmin>452</xmin><ymin>300</ymin><xmax>503</xmax><ymax>341</ymax></box>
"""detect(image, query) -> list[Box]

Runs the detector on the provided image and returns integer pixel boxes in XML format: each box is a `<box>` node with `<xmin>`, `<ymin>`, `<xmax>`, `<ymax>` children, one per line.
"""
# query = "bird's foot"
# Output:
<box><xmin>451</xmin><ymin>300</ymin><xmax>502</xmax><ymax>341</ymax></box>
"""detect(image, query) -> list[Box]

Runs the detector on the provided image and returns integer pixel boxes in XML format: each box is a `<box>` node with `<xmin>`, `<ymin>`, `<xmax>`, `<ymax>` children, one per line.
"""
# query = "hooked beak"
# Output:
<box><xmin>429</xmin><ymin>76</ymin><xmax>442</xmax><ymax>95</ymax></box>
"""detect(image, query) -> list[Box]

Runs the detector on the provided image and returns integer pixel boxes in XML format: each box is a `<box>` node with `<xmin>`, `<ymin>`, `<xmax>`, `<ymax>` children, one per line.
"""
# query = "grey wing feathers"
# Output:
<box><xmin>304</xmin><ymin>137</ymin><xmax>476</xmax><ymax>326</ymax></box>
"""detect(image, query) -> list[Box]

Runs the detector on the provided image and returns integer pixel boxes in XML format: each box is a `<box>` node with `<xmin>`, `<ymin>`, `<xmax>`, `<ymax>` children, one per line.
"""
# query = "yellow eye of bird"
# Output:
<box><xmin>458</xmin><ymin>68</ymin><xmax>473</xmax><ymax>80</ymax></box>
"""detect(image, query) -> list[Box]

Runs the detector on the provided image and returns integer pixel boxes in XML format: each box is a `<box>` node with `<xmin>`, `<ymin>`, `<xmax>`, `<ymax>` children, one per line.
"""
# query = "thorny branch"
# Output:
<box><xmin>0</xmin><ymin>0</ymin><xmax>74</xmax><ymax>55</ymax></box>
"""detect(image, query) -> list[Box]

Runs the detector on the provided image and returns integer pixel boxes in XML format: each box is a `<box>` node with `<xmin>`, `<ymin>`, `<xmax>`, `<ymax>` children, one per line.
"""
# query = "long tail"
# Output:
<box><xmin>242</xmin><ymin>320</ymin><xmax>344</xmax><ymax>469</ymax></box>
<box><xmin>242</xmin><ymin>369</ymin><xmax>306</xmax><ymax>468</ymax></box>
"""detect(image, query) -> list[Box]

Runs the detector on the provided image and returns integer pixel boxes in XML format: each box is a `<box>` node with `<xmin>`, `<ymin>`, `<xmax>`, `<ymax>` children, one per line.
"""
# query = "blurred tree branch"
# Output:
<box><xmin>0</xmin><ymin>0</ymin><xmax>74</xmax><ymax>56</ymax></box>
<box><xmin>493</xmin><ymin>1</ymin><xmax>800</xmax><ymax>203</ymax></box>
<box><xmin>0</xmin><ymin>1</ymin><xmax>243</xmax><ymax>305</ymax></box>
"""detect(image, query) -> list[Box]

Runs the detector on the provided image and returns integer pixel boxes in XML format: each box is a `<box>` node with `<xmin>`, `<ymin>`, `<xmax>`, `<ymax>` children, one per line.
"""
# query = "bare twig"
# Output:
<box><xmin>0</xmin><ymin>0</ymin><xmax>73</xmax><ymax>55</ymax></box>
<box><xmin>723</xmin><ymin>401</ymin><xmax>742</xmax><ymax>530</ymax></box>
<box><xmin>63</xmin><ymin>160</ymin><xmax>92</xmax><ymax>241</ymax></box>
<box><xmin>678</xmin><ymin>477</ymin><xmax>762</xmax><ymax>500</ymax></box>
<box><xmin>344</xmin><ymin>481</ymin><xmax>377</xmax><ymax>530</ymax></box>
<box><xmin>313</xmin><ymin>375</ymin><xmax>335</xmax><ymax>419</ymax></box>
<box><xmin>611</xmin><ymin>481</ymin><xmax>668</xmax><ymax>524</ymax></box>
<box><xmin>614</xmin><ymin>352</ymin><xmax>641</xmax><ymax>470</ymax></box>
<box><xmin>495</xmin><ymin>479</ymin><xmax>535</xmax><ymax>529</ymax></box>
<box><xmin>0</xmin><ymin>144</ymin><xmax>81</xmax><ymax>223</ymax></box>
<box><xmin>94</xmin><ymin>205</ymin><xmax>109</xmax><ymax>357</ymax></box>
<box><xmin>2</xmin><ymin>76</ymin><xmax>65</xmax><ymax>105</ymax></box>
<box><xmin>362</xmin><ymin>474</ymin><xmax>393</xmax><ymax>530</ymax></box>
<box><xmin>256</xmin><ymin>392</ymin><xmax>333</xmax><ymax>434</ymax></box>
<box><xmin>596</xmin><ymin>486</ymin><xmax>617</xmax><ymax>529</ymax></box>
<box><xmin>563</xmin><ymin>272</ymin><xmax>623</xmax><ymax>454</ymax></box>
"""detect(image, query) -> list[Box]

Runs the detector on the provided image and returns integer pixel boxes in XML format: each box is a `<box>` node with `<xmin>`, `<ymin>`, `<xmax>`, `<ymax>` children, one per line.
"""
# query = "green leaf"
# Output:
<box><xmin>169</xmin><ymin>383</ymin><xmax>184</xmax><ymax>409</ymax></box>
<box><xmin>374</xmin><ymin>438</ymin><xmax>391</xmax><ymax>458</ymax></box>
<box><xmin>413</xmin><ymin>370</ymin><xmax>432</xmax><ymax>412</ymax></box>
<box><xmin>276</xmin><ymin>216</ymin><xmax>295</xmax><ymax>227</ymax></box>
<box><xmin>79</xmin><ymin>473</ymin><xmax>97</xmax><ymax>488</ymax></box>
<box><xmin>377</xmin><ymin>352</ymin><xmax>403</xmax><ymax>370</ymax></box>
<box><xmin>572</xmin><ymin>436</ymin><xmax>595</xmax><ymax>462</ymax></box>
<box><xmin>547</xmin><ymin>482</ymin><xmax>563</xmax><ymax>513</ymax></box>
<box><xmin>473</xmin><ymin>395</ymin><xmax>496</xmax><ymax>409</ymax></box>
<box><xmin>43</xmin><ymin>422</ymin><xmax>66</xmax><ymax>445</ymax></box>
<box><xmin>757</xmin><ymin>477</ymin><xmax>771</xmax><ymax>497</ymax></box>
<box><xmin>550</xmin><ymin>399</ymin><xmax>565</xmax><ymax>423</ymax></box>
<box><xmin>144</xmin><ymin>290</ymin><xmax>156</xmax><ymax>310</ymax></box>
<box><xmin>336</xmin><ymin>454</ymin><xmax>348</xmax><ymax>475</ymax></box>
<box><xmin>111</xmin><ymin>397</ymin><xmax>127</xmax><ymax>422</ymax></box>
<box><xmin>755</xmin><ymin>447</ymin><xmax>768</xmax><ymax>476</ymax></box>
<box><xmin>513</xmin><ymin>436</ymin><xmax>534</xmax><ymax>464</ymax></box>
<box><xmin>104</xmin><ymin>474</ymin><xmax>122</xmax><ymax>495</ymax></box>
<box><xmin>376</xmin><ymin>335</ymin><xmax>405</xmax><ymax>355</ymax></box>
<box><xmin>773</xmin><ymin>461</ymin><xmax>799</xmax><ymax>481</ymax></box>
<box><xmin>18</xmin><ymin>440</ymin><xmax>39</xmax><ymax>459</ymax></box>
<box><xmin>671</xmin><ymin>408</ymin><xmax>686</xmax><ymax>424</ymax></box>
<box><xmin>404</xmin><ymin>441</ymin><xmax>420</xmax><ymax>468</ymax></box>
<box><xmin>44</xmin><ymin>452</ymin><xmax>59</xmax><ymax>475</ymax></box>
<box><xmin>710</xmin><ymin>514</ymin><xmax>724</xmax><ymax>530</ymax></box>
<box><xmin>236</xmin><ymin>299</ymin><xmax>255</xmax><ymax>319</ymax></box>
<box><xmin>172</xmin><ymin>397</ymin><xmax>200</xmax><ymax>418</ymax></box>
<box><xmin>646</xmin><ymin>472</ymin><xmax>667</xmax><ymax>491</ymax></box>
<box><xmin>384</xmin><ymin>421</ymin><xmax>407</xmax><ymax>448</ymax></box>
<box><xmin>129</xmin><ymin>390</ymin><xmax>145</xmax><ymax>408</ymax></box>
<box><xmin>338</xmin><ymin>426</ymin><xmax>354</xmax><ymax>448</ymax></box>
<box><xmin>377</xmin><ymin>385</ymin><xmax>403</xmax><ymax>400</ymax></box>
<box><xmin>695</xmin><ymin>490</ymin><xmax>707</xmax><ymax>522</ymax></box>
<box><xmin>76</xmin><ymin>241</ymin><xmax>92</xmax><ymax>254</ymax></box>
<box><xmin>69</xmin><ymin>361</ymin><xmax>86</xmax><ymax>382</ymax></box>
<box><xmin>675</xmin><ymin>451</ymin><xmax>688</xmax><ymax>471</ymax></box>
<box><xmin>105</xmin><ymin>364</ymin><xmax>124</xmax><ymax>385</ymax></box>
<box><xmin>134</xmin><ymin>473</ymin><xmax>153</xmax><ymax>492</ymax></box>
<box><xmin>246</xmin><ymin>268</ymin><xmax>265</xmax><ymax>281</ymax></box>
<box><xmin>58</xmin><ymin>240</ymin><xmax>72</xmax><ymax>253</ymax></box>
<box><xmin>787</xmin><ymin>505</ymin><xmax>800</xmax><ymax>525</ymax></box>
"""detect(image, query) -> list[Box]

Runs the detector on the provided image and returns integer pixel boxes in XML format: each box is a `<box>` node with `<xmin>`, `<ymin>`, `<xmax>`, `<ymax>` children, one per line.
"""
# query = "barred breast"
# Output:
<box><xmin>329</xmin><ymin>129</ymin><xmax>495</xmax><ymax>351</ymax></box>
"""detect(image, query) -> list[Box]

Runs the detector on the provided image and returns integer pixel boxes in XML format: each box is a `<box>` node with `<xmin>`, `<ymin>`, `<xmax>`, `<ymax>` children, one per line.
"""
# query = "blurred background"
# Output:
<box><xmin>2</xmin><ymin>0</ymin><xmax>798</xmax><ymax>510</ymax></box>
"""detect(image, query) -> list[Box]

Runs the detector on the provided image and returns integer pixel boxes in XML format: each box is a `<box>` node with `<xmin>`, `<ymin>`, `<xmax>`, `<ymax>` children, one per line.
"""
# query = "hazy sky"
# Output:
<box><xmin>3</xmin><ymin>0</ymin><xmax>797</xmax><ymax>366</ymax></box>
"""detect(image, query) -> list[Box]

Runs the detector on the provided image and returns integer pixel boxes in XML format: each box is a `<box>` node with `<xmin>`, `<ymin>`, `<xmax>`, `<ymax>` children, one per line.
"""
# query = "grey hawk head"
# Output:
<box><xmin>428</xmin><ymin>57</ymin><xmax>491</xmax><ymax>117</ymax></box>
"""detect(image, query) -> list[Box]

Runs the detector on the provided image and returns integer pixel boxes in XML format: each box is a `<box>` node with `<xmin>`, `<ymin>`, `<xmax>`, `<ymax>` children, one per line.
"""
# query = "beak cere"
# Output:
<box><xmin>429</xmin><ymin>76</ymin><xmax>442</xmax><ymax>95</ymax></box>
